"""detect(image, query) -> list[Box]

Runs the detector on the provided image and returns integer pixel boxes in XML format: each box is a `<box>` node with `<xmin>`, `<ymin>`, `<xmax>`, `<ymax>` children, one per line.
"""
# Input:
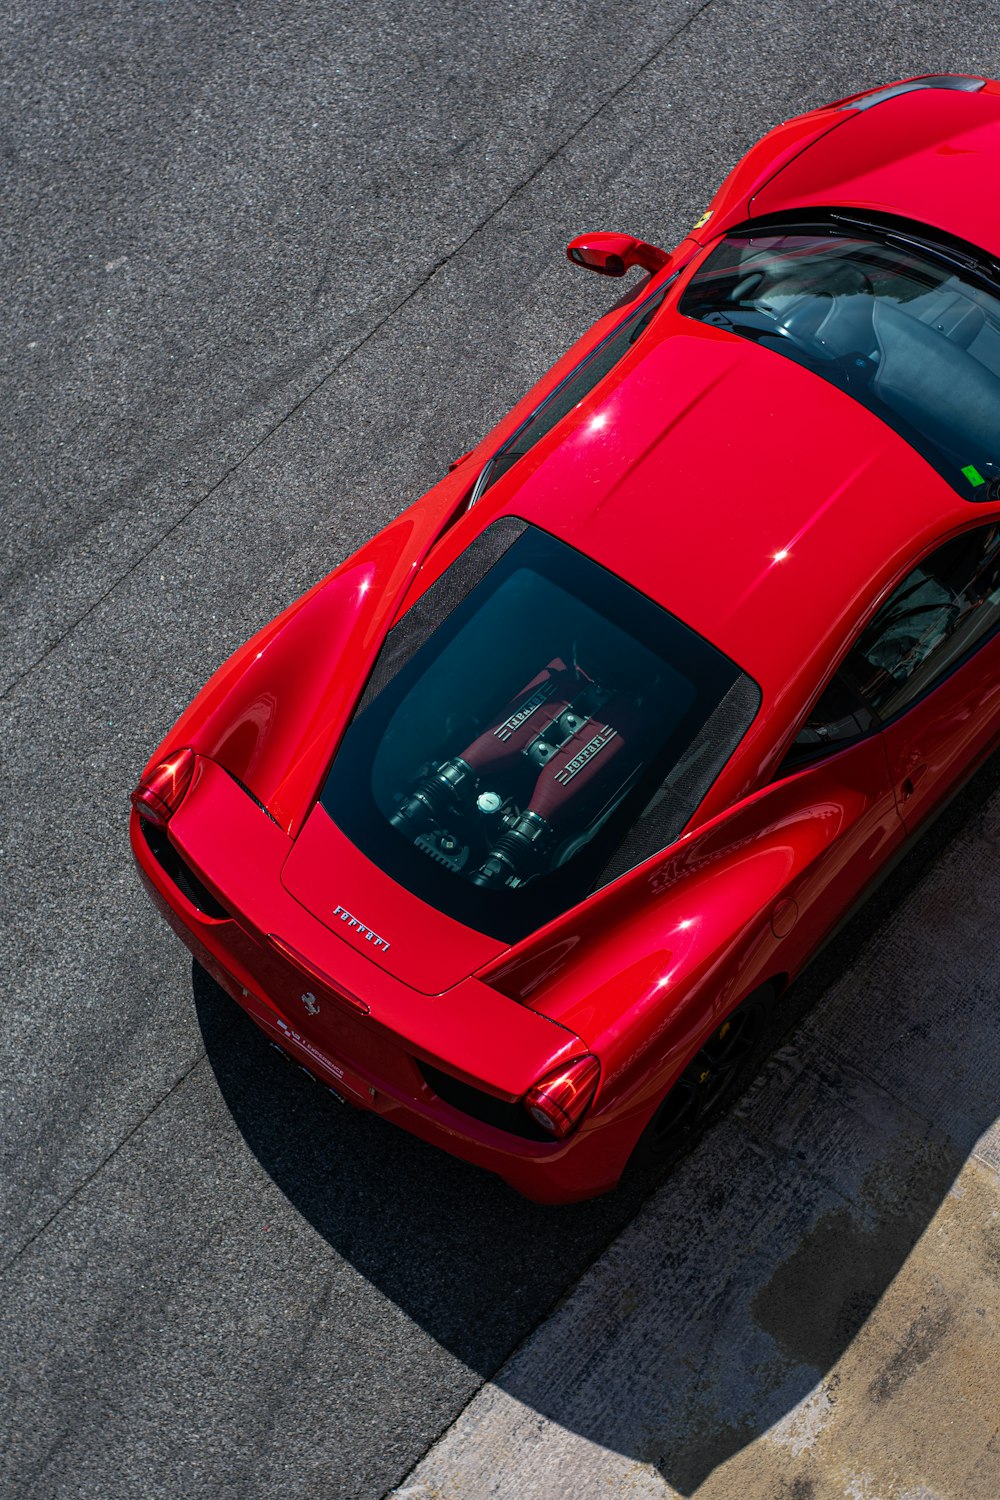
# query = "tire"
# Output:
<box><xmin>627</xmin><ymin>984</ymin><xmax>775</xmax><ymax>1179</ymax></box>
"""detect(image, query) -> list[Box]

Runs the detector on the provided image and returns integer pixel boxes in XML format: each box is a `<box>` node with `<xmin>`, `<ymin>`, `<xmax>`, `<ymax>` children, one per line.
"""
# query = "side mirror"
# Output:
<box><xmin>567</xmin><ymin>231</ymin><xmax>670</xmax><ymax>278</ymax></box>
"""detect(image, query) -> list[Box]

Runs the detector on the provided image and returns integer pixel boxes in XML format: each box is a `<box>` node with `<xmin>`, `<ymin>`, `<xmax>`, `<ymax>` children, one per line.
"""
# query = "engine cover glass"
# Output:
<box><xmin>322</xmin><ymin>525</ymin><xmax>758</xmax><ymax>942</ymax></box>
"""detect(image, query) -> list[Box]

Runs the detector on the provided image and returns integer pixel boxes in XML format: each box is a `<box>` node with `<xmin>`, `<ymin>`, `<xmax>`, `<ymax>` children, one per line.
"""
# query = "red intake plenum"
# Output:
<box><xmin>459</xmin><ymin>660</ymin><xmax>578</xmax><ymax>777</ymax></box>
<box><xmin>527</xmin><ymin>691</ymin><xmax>642</xmax><ymax>825</ymax></box>
<box><xmin>393</xmin><ymin>656</ymin><xmax>648</xmax><ymax>889</ymax></box>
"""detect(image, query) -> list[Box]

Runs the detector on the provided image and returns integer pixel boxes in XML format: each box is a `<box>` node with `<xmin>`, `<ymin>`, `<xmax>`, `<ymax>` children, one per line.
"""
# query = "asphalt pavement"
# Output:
<box><xmin>3</xmin><ymin>3</ymin><xmax>1000</xmax><ymax>1497</ymax></box>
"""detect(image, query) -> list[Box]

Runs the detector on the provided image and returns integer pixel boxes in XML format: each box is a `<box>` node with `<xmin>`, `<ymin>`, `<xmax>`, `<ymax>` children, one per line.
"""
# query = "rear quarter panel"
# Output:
<box><xmin>491</xmin><ymin>734</ymin><xmax>903</xmax><ymax>1131</ymax></box>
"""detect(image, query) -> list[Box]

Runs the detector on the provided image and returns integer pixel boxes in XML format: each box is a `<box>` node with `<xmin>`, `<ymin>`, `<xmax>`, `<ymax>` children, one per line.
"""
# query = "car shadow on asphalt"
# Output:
<box><xmin>194</xmin><ymin>753</ymin><xmax>1000</xmax><ymax>1495</ymax></box>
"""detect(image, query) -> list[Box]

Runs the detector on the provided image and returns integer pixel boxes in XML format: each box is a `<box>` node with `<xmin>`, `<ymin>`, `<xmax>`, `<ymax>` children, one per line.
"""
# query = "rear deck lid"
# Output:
<box><xmin>281</xmin><ymin>804</ymin><xmax>506</xmax><ymax>995</ymax></box>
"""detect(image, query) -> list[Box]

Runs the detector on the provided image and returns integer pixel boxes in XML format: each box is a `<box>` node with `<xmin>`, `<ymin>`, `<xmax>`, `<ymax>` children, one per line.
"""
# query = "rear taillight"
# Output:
<box><xmin>130</xmin><ymin>747</ymin><xmax>196</xmax><ymax>828</ymax></box>
<box><xmin>523</xmin><ymin>1054</ymin><xmax>600</xmax><ymax>1139</ymax></box>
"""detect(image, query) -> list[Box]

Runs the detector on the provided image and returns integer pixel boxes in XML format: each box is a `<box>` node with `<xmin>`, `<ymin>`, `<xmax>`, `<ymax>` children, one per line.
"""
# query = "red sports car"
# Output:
<box><xmin>132</xmin><ymin>74</ymin><xmax>1000</xmax><ymax>1202</ymax></box>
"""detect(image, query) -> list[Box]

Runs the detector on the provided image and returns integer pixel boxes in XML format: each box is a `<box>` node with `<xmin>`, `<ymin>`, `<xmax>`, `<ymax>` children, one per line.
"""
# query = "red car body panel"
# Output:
<box><xmin>751</xmin><ymin>84</ymin><xmax>1000</xmax><ymax>255</ymax></box>
<box><xmin>147</xmin><ymin>762</ymin><xmax>579</xmax><ymax>1093</ymax></box>
<box><xmin>689</xmin><ymin>103</ymin><xmax>854</xmax><ymax>242</ymax></box>
<box><xmin>694</xmin><ymin>76</ymin><xmax>1000</xmax><ymax>252</ymax></box>
<box><xmin>163</xmin><ymin>501</ymin><xmax>463</xmax><ymax>837</ymax></box>
<box><xmin>130</xmin><ymin>762</ymin><xmax>635</xmax><ymax>1203</ymax></box>
<box><xmin>281</xmin><ymin>805</ymin><xmax>506</xmax><ymax>993</ymax></box>
<box><xmin>882</xmin><ymin>625</ymin><xmax>1000</xmax><ymax>832</ymax></box>
<box><xmin>396</xmin><ymin>309</ymin><xmax>975</xmax><ymax>824</ymax></box>
<box><xmin>132</xmin><ymin>77</ymin><xmax>1000</xmax><ymax>1200</ymax></box>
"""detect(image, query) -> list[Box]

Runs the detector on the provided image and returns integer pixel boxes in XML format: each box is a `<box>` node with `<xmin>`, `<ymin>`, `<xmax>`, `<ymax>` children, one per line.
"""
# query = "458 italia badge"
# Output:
<box><xmin>300</xmin><ymin>991</ymin><xmax>320</xmax><ymax>1016</ymax></box>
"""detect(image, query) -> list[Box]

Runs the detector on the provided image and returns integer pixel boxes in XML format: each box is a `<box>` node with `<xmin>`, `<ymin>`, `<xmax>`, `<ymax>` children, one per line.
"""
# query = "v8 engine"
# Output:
<box><xmin>390</xmin><ymin>657</ymin><xmax>647</xmax><ymax>889</ymax></box>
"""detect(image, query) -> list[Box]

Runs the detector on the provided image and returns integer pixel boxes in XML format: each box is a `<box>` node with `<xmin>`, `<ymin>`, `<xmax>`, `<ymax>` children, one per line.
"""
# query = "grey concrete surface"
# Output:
<box><xmin>3</xmin><ymin>2</ymin><xmax>1000</xmax><ymax>1498</ymax></box>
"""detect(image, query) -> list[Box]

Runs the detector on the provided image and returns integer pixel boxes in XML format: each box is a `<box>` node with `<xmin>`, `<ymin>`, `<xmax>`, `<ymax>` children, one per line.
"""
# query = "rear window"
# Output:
<box><xmin>679</xmin><ymin>226</ymin><xmax>1000</xmax><ymax>496</ymax></box>
<box><xmin>322</xmin><ymin>524</ymin><xmax>759</xmax><ymax>942</ymax></box>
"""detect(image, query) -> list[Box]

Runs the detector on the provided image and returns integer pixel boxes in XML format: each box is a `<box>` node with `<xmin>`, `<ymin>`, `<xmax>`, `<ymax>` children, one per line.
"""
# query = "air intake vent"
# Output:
<box><xmin>140</xmin><ymin>822</ymin><xmax>230</xmax><ymax>920</ymax></box>
<box><xmin>418</xmin><ymin>1061</ymin><xmax>554</xmax><ymax>1141</ymax></box>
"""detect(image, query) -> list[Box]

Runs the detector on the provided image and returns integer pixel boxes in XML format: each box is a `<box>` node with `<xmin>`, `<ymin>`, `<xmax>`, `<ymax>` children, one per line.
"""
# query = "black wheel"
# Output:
<box><xmin>628</xmin><ymin>985</ymin><xmax>775</xmax><ymax>1177</ymax></box>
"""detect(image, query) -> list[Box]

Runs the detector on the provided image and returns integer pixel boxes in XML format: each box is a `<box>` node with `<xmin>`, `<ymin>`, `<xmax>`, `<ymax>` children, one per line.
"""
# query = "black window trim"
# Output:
<box><xmin>773</xmin><ymin>518</ymin><xmax>1000</xmax><ymax>780</ymax></box>
<box><xmin>466</xmin><ymin>270</ymin><xmax>679</xmax><ymax>510</ymax></box>
<box><xmin>734</xmin><ymin>206</ymin><xmax>1000</xmax><ymax>306</ymax></box>
<box><xmin>830</xmin><ymin>210</ymin><xmax>1000</xmax><ymax>302</ymax></box>
<box><xmin>773</xmin><ymin>666</ymin><xmax>883</xmax><ymax>779</ymax></box>
<box><xmin>324</xmin><ymin>519</ymin><xmax>760</xmax><ymax>944</ymax></box>
<box><xmin>851</xmin><ymin>526</ymin><xmax>1000</xmax><ymax>729</ymax></box>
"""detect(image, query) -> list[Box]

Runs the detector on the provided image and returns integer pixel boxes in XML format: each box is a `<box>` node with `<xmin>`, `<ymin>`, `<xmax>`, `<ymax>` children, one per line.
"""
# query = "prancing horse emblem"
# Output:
<box><xmin>301</xmin><ymin>991</ymin><xmax>320</xmax><ymax>1016</ymax></box>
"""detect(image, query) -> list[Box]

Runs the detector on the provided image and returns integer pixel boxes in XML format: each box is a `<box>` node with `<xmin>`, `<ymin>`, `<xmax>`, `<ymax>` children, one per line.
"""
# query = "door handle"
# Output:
<box><xmin>899</xmin><ymin>764</ymin><xmax>928</xmax><ymax>801</ymax></box>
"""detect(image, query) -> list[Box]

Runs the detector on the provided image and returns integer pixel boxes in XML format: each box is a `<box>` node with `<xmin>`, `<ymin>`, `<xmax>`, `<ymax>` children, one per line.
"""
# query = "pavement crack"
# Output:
<box><xmin>2</xmin><ymin>0</ymin><xmax>717</xmax><ymax>706</ymax></box>
<box><xmin>0</xmin><ymin>1045</ymin><xmax>212</xmax><ymax>1276</ymax></box>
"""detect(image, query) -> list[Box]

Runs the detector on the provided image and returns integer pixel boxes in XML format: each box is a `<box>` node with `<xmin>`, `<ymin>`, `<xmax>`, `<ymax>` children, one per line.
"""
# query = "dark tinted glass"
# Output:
<box><xmin>846</xmin><ymin>524</ymin><xmax>1000</xmax><ymax>719</ymax></box>
<box><xmin>323</xmin><ymin>525</ymin><xmax>758</xmax><ymax>942</ymax></box>
<box><xmin>680</xmin><ymin>228</ymin><xmax>1000</xmax><ymax>496</ymax></box>
<box><xmin>778</xmin><ymin>672</ymin><xmax>877</xmax><ymax>773</ymax></box>
<box><xmin>470</xmin><ymin>282</ymin><xmax>671</xmax><ymax>505</ymax></box>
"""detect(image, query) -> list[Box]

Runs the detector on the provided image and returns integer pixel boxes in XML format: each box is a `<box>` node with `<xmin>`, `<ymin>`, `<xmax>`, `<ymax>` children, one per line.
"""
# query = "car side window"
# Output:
<box><xmin>469</xmin><ymin>280</ymin><xmax>672</xmax><ymax>506</ymax></box>
<box><xmin>777</xmin><ymin>671</ymin><xmax>877</xmax><ymax>774</ymax></box>
<box><xmin>846</xmin><ymin>524</ymin><xmax>1000</xmax><ymax>720</ymax></box>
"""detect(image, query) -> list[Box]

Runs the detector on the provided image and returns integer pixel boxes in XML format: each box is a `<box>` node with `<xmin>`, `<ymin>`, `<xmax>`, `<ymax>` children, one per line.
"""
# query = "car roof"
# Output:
<box><xmin>750</xmin><ymin>85</ymin><xmax>1000</xmax><ymax>259</ymax></box>
<box><xmin>479</xmin><ymin>298</ymin><xmax>979</xmax><ymax>714</ymax></box>
<box><xmin>418</xmin><ymin>85</ymin><xmax>1000</xmax><ymax>817</ymax></box>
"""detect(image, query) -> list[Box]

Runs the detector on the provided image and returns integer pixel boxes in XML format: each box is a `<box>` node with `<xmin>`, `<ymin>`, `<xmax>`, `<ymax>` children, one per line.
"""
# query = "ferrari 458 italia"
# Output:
<box><xmin>132</xmin><ymin>74</ymin><xmax>1000</xmax><ymax>1201</ymax></box>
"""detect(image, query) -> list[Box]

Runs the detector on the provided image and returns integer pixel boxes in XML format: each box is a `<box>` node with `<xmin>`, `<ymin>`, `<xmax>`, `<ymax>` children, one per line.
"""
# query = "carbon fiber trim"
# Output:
<box><xmin>594</xmin><ymin>673</ymin><xmax>762</xmax><ymax>891</ymax></box>
<box><xmin>355</xmin><ymin>516</ymin><xmax>528</xmax><ymax>715</ymax></box>
<box><xmin>847</xmin><ymin>75</ymin><xmax>984</xmax><ymax>111</ymax></box>
<box><xmin>139</xmin><ymin>820</ymin><xmax>231</xmax><ymax>920</ymax></box>
<box><xmin>221</xmin><ymin>767</ymin><xmax>281</xmax><ymax>825</ymax></box>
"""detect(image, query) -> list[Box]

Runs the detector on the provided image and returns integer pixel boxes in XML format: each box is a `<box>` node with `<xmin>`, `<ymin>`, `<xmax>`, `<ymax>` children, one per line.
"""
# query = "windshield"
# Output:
<box><xmin>322</xmin><ymin>524</ymin><xmax>759</xmax><ymax>942</ymax></box>
<box><xmin>679</xmin><ymin>226</ymin><xmax>1000</xmax><ymax>496</ymax></box>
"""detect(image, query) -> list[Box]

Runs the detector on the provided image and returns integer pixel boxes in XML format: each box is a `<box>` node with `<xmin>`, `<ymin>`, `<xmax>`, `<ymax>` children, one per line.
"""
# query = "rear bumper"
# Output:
<box><xmin>129</xmin><ymin>766</ymin><xmax>640</xmax><ymax>1202</ymax></box>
